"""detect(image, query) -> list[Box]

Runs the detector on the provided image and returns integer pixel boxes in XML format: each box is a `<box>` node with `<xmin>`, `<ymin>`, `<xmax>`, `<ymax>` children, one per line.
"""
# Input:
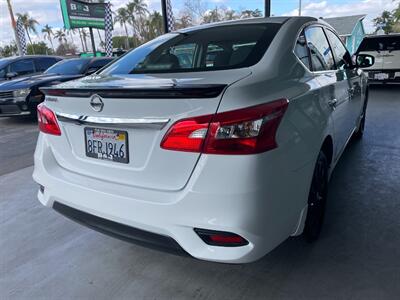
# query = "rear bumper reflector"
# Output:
<box><xmin>194</xmin><ymin>228</ymin><xmax>249</xmax><ymax>247</ymax></box>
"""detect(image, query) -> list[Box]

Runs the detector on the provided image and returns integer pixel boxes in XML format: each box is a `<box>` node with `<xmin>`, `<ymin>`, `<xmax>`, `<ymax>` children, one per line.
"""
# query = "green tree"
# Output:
<box><xmin>55</xmin><ymin>42</ymin><xmax>77</xmax><ymax>56</ymax></box>
<box><xmin>27</xmin><ymin>42</ymin><xmax>53</xmax><ymax>55</ymax></box>
<box><xmin>54</xmin><ymin>29</ymin><xmax>67</xmax><ymax>45</ymax></box>
<box><xmin>16</xmin><ymin>12</ymin><xmax>40</xmax><ymax>53</ymax></box>
<box><xmin>114</xmin><ymin>7</ymin><xmax>131</xmax><ymax>49</ymax></box>
<box><xmin>42</xmin><ymin>24</ymin><xmax>55</xmax><ymax>52</ymax></box>
<box><xmin>373</xmin><ymin>10</ymin><xmax>395</xmax><ymax>34</ymax></box>
<box><xmin>0</xmin><ymin>43</ymin><xmax>18</xmax><ymax>57</ymax></box>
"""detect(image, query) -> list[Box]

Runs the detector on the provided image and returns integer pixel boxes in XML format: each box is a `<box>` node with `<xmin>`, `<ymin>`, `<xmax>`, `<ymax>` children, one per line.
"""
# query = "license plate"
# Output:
<box><xmin>85</xmin><ymin>127</ymin><xmax>129</xmax><ymax>164</ymax></box>
<box><xmin>374</xmin><ymin>73</ymin><xmax>389</xmax><ymax>80</ymax></box>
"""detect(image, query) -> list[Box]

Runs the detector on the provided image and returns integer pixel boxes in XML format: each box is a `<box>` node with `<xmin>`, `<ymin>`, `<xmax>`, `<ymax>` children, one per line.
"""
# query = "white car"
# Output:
<box><xmin>33</xmin><ymin>17</ymin><xmax>373</xmax><ymax>263</ymax></box>
<box><xmin>357</xmin><ymin>34</ymin><xmax>400</xmax><ymax>83</ymax></box>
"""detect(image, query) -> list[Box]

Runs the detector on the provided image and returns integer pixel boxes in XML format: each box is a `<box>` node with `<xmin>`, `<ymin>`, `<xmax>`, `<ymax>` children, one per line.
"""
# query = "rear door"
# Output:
<box><xmin>305</xmin><ymin>26</ymin><xmax>353</xmax><ymax>157</ymax></box>
<box><xmin>325</xmin><ymin>28</ymin><xmax>362</xmax><ymax>133</ymax></box>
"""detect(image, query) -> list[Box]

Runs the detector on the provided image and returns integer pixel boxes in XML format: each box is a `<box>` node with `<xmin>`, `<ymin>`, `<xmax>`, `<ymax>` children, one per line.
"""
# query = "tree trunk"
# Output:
<box><xmin>78</xmin><ymin>29</ymin><xmax>86</xmax><ymax>52</ymax></box>
<box><xmin>124</xmin><ymin>23</ymin><xmax>130</xmax><ymax>49</ymax></box>
<box><xmin>49</xmin><ymin>38</ymin><xmax>55</xmax><ymax>52</ymax></box>
<box><xmin>97</xmin><ymin>29</ymin><xmax>103</xmax><ymax>43</ymax></box>
<box><xmin>25</xmin><ymin>29</ymin><xmax>35</xmax><ymax>54</ymax></box>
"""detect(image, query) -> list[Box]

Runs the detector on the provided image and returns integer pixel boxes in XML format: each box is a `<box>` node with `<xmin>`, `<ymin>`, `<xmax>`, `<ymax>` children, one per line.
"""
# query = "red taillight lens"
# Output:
<box><xmin>161</xmin><ymin>99</ymin><xmax>288</xmax><ymax>155</ymax></box>
<box><xmin>160</xmin><ymin>115</ymin><xmax>213</xmax><ymax>152</ymax></box>
<box><xmin>37</xmin><ymin>103</ymin><xmax>61</xmax><ymax>136</ymax></box>
<box><xmin>194</xmin><ymin>228</ymin><xmax>249</xmax><ymax>247</ymax></box>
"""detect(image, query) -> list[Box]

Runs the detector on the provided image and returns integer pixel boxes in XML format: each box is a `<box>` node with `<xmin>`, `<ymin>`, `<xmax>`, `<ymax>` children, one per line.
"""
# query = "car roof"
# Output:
<box><xmin>363</xmin><ymin>34</ymin><xmax>400</xmax><ymax>39</ymax></box>
<box><xmin>0</xmin><ymin>55</ymin><xmax>63</xmax><ymax>63</ymax></box>
<box><xmin>177</xmin><ymin>16</ymin><xmax>318</xmax><ymax>33</ymax></box>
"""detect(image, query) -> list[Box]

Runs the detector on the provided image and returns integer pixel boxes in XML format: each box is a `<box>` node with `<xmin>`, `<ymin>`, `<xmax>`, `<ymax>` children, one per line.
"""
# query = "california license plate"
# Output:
<box><xmin>374</xmin><ymin>73</ymin><xmax>389</xmax><ymax>80</ymax></box>
<box><xmin>84</xmin><ymin>127</ymin><xmax>129</xmax><ymax>164</ymax></box>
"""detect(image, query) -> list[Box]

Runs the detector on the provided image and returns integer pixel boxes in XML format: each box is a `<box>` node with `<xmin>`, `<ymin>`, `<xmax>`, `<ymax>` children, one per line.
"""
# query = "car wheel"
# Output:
<box><xmin>303</xmin><ymin>151</ymin><xmax>329</xmax><ymax>242</ymax></box>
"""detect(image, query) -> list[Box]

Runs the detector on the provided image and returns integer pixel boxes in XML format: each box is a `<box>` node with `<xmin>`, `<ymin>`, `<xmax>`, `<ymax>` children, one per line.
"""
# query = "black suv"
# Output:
<box><xmin>0</xmin><ymin>55</ymin><xmax>62</xmax><ymax>82</ymax></box>
<box><xmin>0</xmin><ymin>57</ymin><xmax>113</xmax><ymax>117</ymax></box>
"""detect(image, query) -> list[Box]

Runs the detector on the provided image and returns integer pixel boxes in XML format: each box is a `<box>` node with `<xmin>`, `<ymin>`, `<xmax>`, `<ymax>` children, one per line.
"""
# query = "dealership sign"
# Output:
<box><xmin>60</xmin><ymin>0</ymin><xmax>106</xmax><ymax>29</ymax></box>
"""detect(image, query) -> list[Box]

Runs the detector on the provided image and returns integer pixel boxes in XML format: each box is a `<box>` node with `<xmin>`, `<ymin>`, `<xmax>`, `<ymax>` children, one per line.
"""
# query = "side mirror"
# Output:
<box><xmin>356</xmin><ymin>54</ymin><xmax>375</xmax><ymax>68</ymax></box>
<box><xmin>86</xmin><ymin>67</ymin><xmax>98</xmax><ymax>75</ymax></box>
<box><xmin>6</xmin><ymin>72</ymin><xmax>18</xmax><ymax>79</ymax></box>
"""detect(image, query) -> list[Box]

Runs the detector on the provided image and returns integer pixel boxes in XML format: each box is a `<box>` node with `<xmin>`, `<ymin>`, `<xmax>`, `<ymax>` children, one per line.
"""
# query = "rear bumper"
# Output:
<box><xmin>0</xmin><ymin>104</ymin><xmax>31</xmax><ymax>117</ymax></box>
<box><xmin>366</xmin><ymin>69</ymin><xmax>400</xmax><ymax>83</ymax></box>
<box><xmin>33</xmin><ymin>133</ymin><xmax>313</xmax><ymax>263</ymax></box>
<box><xmin>53</xmin><ymin>201</ymin><xmax>189</xmax><ymax>256</ymax></box>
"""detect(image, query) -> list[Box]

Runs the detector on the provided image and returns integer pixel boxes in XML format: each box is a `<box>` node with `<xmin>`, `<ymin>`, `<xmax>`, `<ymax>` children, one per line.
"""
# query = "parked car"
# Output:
<box><xmin>356</xmin><ymin>34</ymin><xmax>400</xmax><ymax>83</ymax></box>
<box><xmin>0</xmin><ymin>57</ymin><xmax>113</xmax><ymax>117</ymax></box>
<box><xmin>34</xmin><ymin>17</ymin><xmax>374</xmax><ymax>263</ymax></box>
<box><xmin>0</xmin><ymin>55</ymin><xmax>62</xmax><ymax>83</ymax></box>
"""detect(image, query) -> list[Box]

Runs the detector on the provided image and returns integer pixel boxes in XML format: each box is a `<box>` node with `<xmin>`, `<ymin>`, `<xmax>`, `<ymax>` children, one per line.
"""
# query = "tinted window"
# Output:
<box><xmin>102</xmin><ymin>24</ymin><xmax>282</xmax><ymax>74</ymax></box>
<box><xmin>9</xmin><ymin>59</ymin><xmax>35</xmax><ymax>76</ymax></box>
<box><xmin>325</xmin><ymin>29</ymin><xmax>351</xmax><ymax>70</ymax></box>
<box><xmin>87</xmin><ymin>59</ymin><xmax>112</xmax><ymax>70</ymax></box>
<box><xmin>305</xmin><ymin>27</ymin><xmax>335</xmax><ymax>71</ymax></box>
<box><xmin>294</xmin><ymin>31</ymin><xmax>311</xmax><ymax>70</ymax></box>
<box><xmin>358</xmin><ymin>36</ymin><xmax>400</xmax><ymax>52</ymax></box>
<box><xmin>0</xmin><ymin>68</ymin><xmax>6</xmax><ymax>78</ymax></box>
<box><xmin>36</xmin><ymin>57</ymin><xmax>59</xmax><ymax>72</ymax></box>
<box><xmin>45</xmin><ymin>59</ymin><xmax>90</xmax><ymax>75</ymax></box>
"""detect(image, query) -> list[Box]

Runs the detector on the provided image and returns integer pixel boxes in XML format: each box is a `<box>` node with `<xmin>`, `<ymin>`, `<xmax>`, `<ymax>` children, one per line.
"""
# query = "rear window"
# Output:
<box><xmin>101</xmin><ymin>24</ymin><xmax>282</xmax><ymax>74</ymax></box>
<box><xmin>45</xmin><ymin>59</ymin><xmax>90</xmax><ymax>75</ymax></box>
<box><xmin>358</xmin><ymin>36</ymin><xmax>400</xmax><ymax>52</ymax></box>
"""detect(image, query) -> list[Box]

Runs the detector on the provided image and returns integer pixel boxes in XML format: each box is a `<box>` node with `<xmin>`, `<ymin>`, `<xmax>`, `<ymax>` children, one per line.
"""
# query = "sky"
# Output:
<box><xmin>0</xmin><ymin>0</ymin><xmax>399</xmax><ymax>50</ymax></box>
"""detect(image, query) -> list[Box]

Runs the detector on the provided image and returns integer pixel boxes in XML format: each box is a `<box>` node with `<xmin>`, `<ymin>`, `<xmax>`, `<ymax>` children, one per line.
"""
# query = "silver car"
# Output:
<box><xmin>33</xmin><ymin>17</ymin><xmax>374</xmax><ymax>263</ymax></box>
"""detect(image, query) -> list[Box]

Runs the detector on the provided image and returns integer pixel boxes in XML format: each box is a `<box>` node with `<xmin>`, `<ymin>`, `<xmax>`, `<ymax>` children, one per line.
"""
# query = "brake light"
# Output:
<box><xmin>161</xmin><ymin>99</ymin><xmax>288</xmax><ymax>154</ymax></box>
<box><xmin>37</xmin><ymin>103</ymin><xmax>61</xmax><ymax>136</ymax></box>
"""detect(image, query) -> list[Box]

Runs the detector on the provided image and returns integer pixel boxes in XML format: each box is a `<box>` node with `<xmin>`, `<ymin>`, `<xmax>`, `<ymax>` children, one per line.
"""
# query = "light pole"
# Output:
<box><xmin>265</xmin><ymin>0</ymin><xmax>271</xmax><ymax>17</ymax></box>
<box><xmin>299</xmin><ymin>0</ymin><xmax>302</xmax><ymax>16</ymax></box>
<box><xmin>6</xmin><ymin>0</ymin><xmax>23</xmax><ymax>56</ymax></box>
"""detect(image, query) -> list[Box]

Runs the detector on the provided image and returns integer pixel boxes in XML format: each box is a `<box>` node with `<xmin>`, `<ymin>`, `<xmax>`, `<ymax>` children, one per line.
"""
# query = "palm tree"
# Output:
<box><xmin>81</xmin><ymin>29</ymin><xmax>89</xmax><ymax>52</ymax></box>
<box><xmin>16</xmin><ymin>12</ymin><xmax>39</xmax><ymax>53</ymax></box>
<box><xmin>67</xmin><ymin>28</ymin><xmax>77</xmax><ymax>46</ymax></box>
<box><xmin>78</xmin><ymin>29</ymin><xmax>87</xmax><ymax>52</ymax></box>
<box><xmin>114</xmin><ymin>7</ymin><xmax>131</xmax><ymax>49</ymax></box>
<box><xmin>148</xmin><ymin>11</ymin><xmax>163</xmax><ymax>40</ymax></box>
<box><xmin>42</xmin><ymin>24</ymin><xmax>55</xmax><ymax>52</ymax></box>
<box><xmin>127</xmin><ymin>0</ymin><xmax>149</xmax><ymax>40</ymax></box>
<box><xmin>54</xmin><ymin>29</ymin><xmax>67</xmax><ymax>45</ymax></box>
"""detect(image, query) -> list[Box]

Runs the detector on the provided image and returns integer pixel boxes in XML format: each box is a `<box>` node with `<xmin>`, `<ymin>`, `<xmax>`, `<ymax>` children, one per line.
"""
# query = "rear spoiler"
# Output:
<box><xmin>40</xmin><ymin>84</ymin><xmax>227</xmax><ymax>99</ymax></box>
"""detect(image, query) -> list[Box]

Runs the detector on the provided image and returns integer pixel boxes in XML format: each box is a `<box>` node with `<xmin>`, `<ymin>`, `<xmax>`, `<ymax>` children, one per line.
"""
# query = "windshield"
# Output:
<box><xmin>358</xmin><ymin>36</ymin><xmax>400</xmax><ymax>52</ymax></box>
<box><xmin>45</xmin><ymin>59</ymin><xmax>89</xmax><ymax>75</ymax></box>
<box><xmin>101</xmin><ymin>23</ymin><xmax>282</xmax><ymax>75</ymax></box>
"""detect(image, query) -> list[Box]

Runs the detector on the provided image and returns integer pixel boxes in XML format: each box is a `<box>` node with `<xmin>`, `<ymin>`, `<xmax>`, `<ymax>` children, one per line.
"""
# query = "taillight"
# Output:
<box><xmin>37</xmin><ymin>103</ymin><xmax>61</xmax><ymax>136</ymax></box>
<box><xmin>161</xmin><ymin>99</ymin><xmax>288</xmax><ymax>155</ymax></box>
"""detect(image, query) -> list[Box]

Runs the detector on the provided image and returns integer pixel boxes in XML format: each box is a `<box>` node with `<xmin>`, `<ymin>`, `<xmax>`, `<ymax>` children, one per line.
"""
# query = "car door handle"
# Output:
<box><xmin>328</xmin><ymin>98</ymin><xmax>338</xmax><ymax>108</ymax></box>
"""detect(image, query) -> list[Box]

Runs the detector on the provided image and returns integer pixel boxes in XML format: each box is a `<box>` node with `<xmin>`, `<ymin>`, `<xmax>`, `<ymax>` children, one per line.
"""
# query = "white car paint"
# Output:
<box><xmin>33</xmin><ymin>17</ymin><xmax>368</xmax><ymax>263</ymax></box>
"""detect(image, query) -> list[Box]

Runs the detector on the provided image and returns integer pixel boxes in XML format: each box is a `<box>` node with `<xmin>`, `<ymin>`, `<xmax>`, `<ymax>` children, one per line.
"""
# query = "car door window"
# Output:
<box><xmin>36</xmin><ymin>58</ymin><xmax>57</xmax><ymax>72</ymax></box>
<box><xmin>325</xmin><ymin>29</ymin><xmax>352</xmax><ymax>70</ymax></box>
<box><xmin>0</xmin><ymin>68</ymin><xmax>6</xmax><ymax>79</ymax></box>
<box><xmin>304</xmin><ymin>27</ymin><xmax>335</xmax><ymax>71</ymax></box>
<box><xmin>9</xmin><ymin>59</ymin><xmax>35</xmax><ymax>76</ymax></box>
<box><xmin>294</xmin><ymin>31</ymin><xmax>312</xmax><ymax>70</ymax></box>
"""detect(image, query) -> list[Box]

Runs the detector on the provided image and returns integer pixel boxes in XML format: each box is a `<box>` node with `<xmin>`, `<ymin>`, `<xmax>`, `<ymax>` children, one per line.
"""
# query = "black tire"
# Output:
<box><xmin>303</xmin><ymin>151</ymin><xmax>329</xmax><ymax>242</ymax></box>
<box><xmin>353</xmin><ymin>94</ymin><xmax>368</xmax><ymax>139</ymax></box>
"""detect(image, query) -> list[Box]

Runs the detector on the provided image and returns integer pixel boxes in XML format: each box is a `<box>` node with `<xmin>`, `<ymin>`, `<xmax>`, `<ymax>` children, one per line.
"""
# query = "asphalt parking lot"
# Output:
<box><xmin>1</xmin><ymin>85</ymin><xmax>400</xmax><ymax>299</ymax></box>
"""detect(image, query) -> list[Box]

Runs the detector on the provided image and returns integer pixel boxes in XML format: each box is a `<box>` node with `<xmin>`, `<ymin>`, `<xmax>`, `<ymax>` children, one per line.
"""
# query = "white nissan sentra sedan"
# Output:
<box><xmin>33</xmin><ymin>16</ymin><xmax>374</xmax><ymax>263</ymax></box>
